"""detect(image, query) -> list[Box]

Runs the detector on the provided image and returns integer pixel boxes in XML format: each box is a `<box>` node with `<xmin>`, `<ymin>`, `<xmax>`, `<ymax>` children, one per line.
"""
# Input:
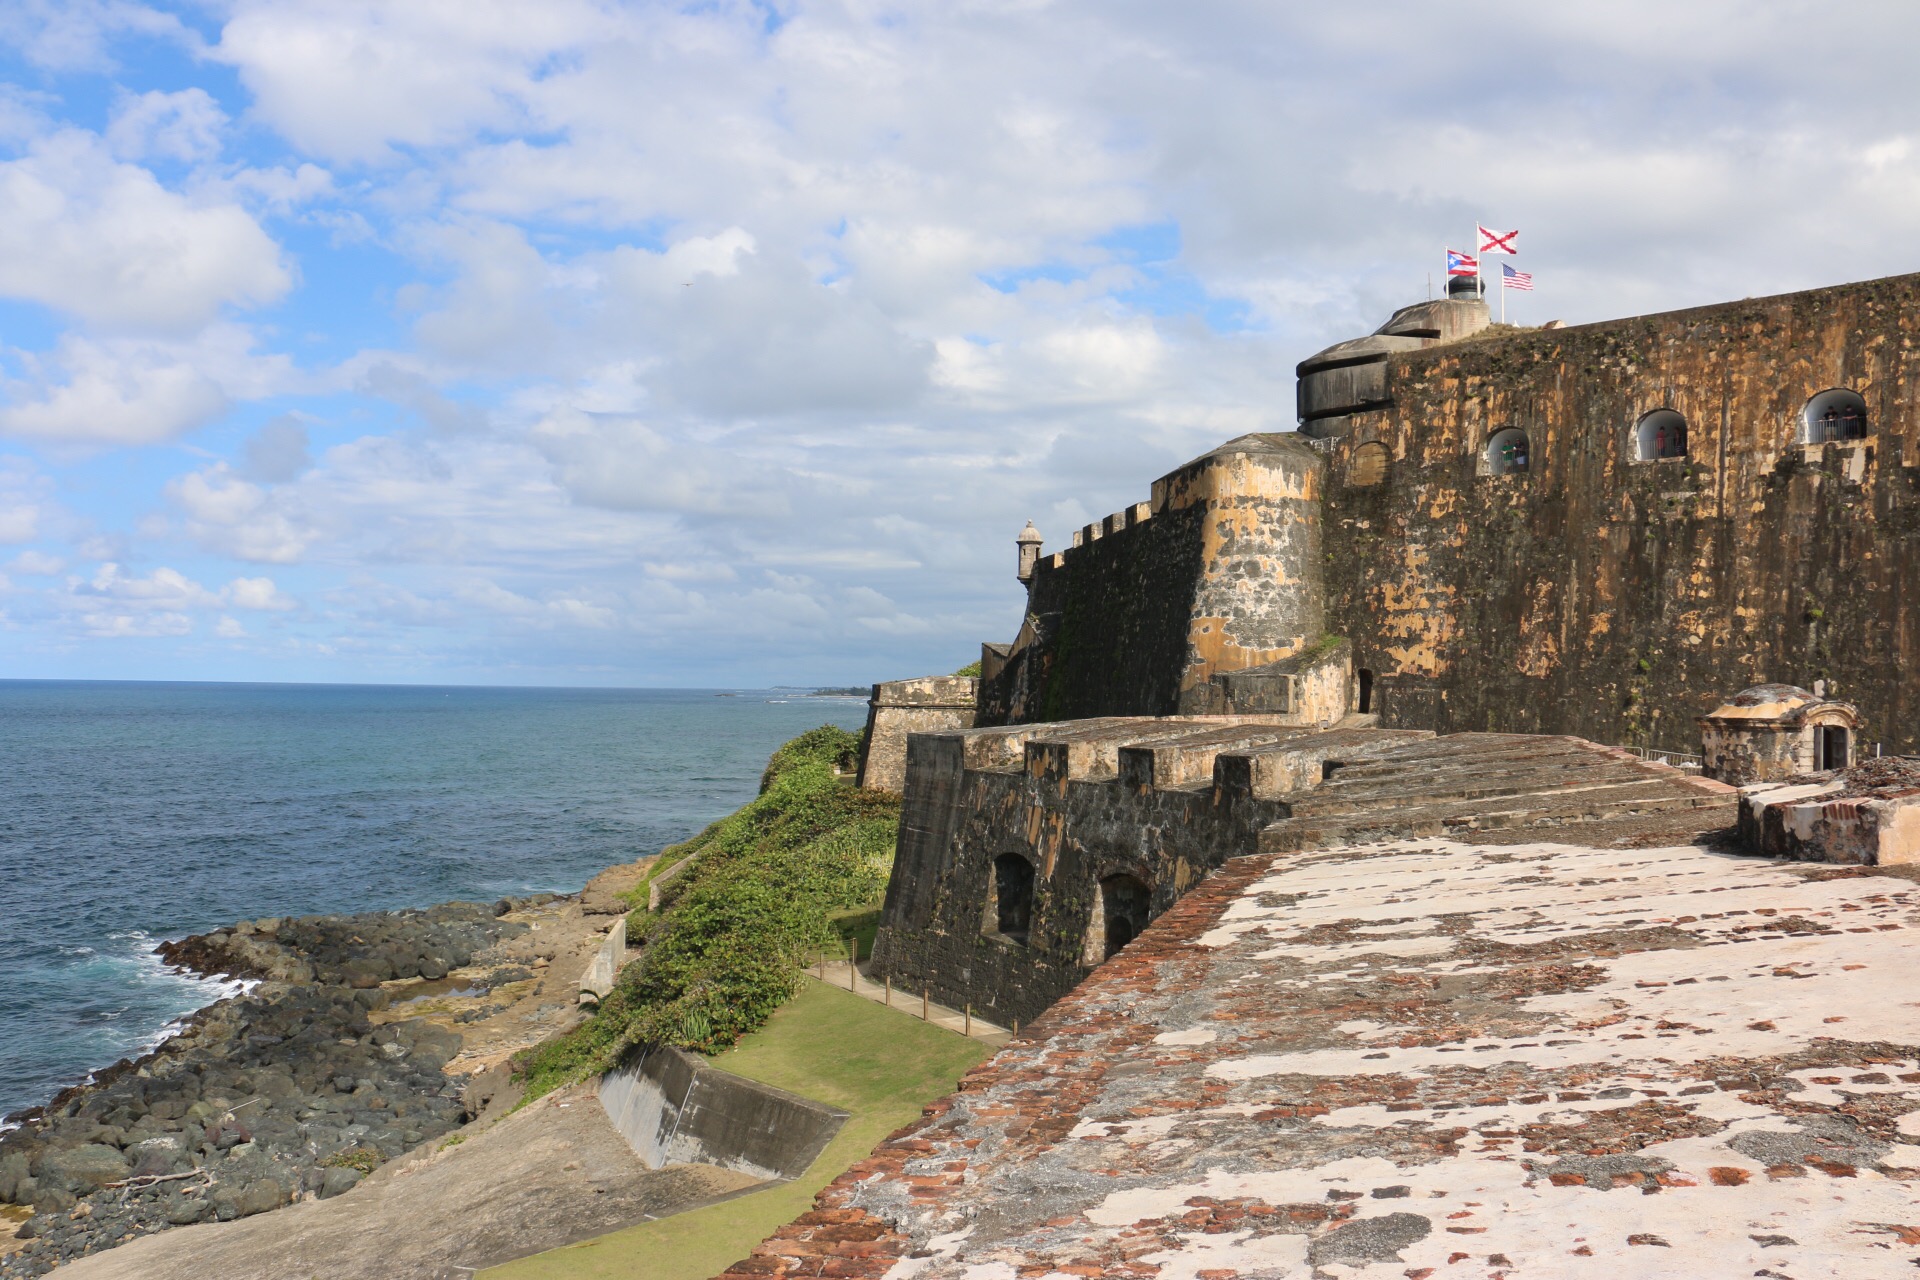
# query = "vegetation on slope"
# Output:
<box><xmin>514</xmin><ymin>726</ymin><xmax>899</xmax><ymax>1101</ymax></box>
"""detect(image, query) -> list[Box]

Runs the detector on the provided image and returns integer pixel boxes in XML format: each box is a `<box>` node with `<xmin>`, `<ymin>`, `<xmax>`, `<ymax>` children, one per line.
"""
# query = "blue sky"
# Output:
<box><xmin>1</xmin><ymin>0</ymin><xmax>1918</xmax><ymax>686</ymax></box>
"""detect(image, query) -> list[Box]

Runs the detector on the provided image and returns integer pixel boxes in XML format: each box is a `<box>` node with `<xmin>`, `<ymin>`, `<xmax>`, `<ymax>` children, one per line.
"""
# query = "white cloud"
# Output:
<box><xmin>214</xmin><ymin>614</ymin><xmax>247</xmax><ymax>637</ymax></box>
<box><xmin>0</xmin><ymin>326</ymin><xmax>301</xmax><ymax>447</ymax></box>
<box><xmin>0</xmin><ymin>335</ymin><xmax>228</xmax><ymax>445</ymax></box>
<box><xmin>214</xmin><ymin>0</ymin><xmax>615</xmax><ymax>164</ymax></box>
<box><xmin>168</xmin><ymin>464</ymin><xmax>318</xmax><ymax>562</ymax></box>
<box><xmin>0</xmin><ymin>1</ymin><xmax>199</xmax><ymax>73</ymax></box>
<box><xmin>106</xmin><ymin>88</ymin><xmax>226</xmax><ymax>163</ymax></box>
<box><xmin>226</xmin><ymin>575</ymin><xmax>295</xmax><ymax>610</ymax></box>
<box><xmin>7</xmin><ymin>550</ymin><xmax>64</xmax><ymax>575</ymax></box>
<box><xmin>0</xmin><ymin>130</ymin><xmax>291</xmax><ymax>334</ymax></box>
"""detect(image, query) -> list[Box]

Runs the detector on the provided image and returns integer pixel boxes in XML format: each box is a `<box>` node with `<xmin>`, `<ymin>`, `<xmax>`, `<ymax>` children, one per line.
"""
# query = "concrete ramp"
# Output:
<box><xmin>598</xmin><ymin>1047</ymin><xmax>847</xmax><ymax>1182</ymax></box>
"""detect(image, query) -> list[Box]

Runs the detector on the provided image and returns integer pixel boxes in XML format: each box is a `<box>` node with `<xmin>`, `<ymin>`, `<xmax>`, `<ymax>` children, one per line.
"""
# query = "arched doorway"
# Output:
<box><xmin>1634</xmin><ymin>409</ymin><xmax>1688</xmax><ymax>460</ymax></box>
<box><xmin>1803</xmin><ymin>389</ymin><xmax>1869</xmax><ymax>443</ymax></box>
<box><xmin>1485</xmin><ymin>428</ymin><xmax>1530</xmax><ymax>476</ymax></box>
<box><xmin>988</xmin><ymin>854</ymin><xmax>1034</xmax><ymax>943</ymax></box>
<box><xmin>1815</xmin><ymin>725</ymin><xmax>1851</xmax><ymax>773</ymax></box>
<box><xmin>1098</xmin><ymin>874</ymin><xmax>1152</xmax><ymax>959</ymax></box>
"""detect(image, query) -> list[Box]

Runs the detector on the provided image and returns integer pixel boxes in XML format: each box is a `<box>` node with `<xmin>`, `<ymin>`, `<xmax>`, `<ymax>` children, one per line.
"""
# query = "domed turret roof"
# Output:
<box><xmin>1016</xmin><ymin>521</ymin><xmax>1043</xmax><ymax>545</ymax></box>
<box><xmin>1702</xmin><ymin>684</ymin><xmax>1857</xmax><ymax>726</ymax></box>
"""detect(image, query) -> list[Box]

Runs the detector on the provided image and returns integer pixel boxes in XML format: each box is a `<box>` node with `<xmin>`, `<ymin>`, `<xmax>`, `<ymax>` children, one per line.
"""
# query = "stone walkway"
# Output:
<box><xmin>802</xmin><ymin>958</ymin><xmax>1011</xmax><ymax>1046</ymax></box>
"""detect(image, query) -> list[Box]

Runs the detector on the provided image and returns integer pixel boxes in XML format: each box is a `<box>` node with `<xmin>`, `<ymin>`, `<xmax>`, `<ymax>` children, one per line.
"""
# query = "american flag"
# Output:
<box><xmin>1502</xmin><ymin>263</ymin><xmax>1534</xmax><ymax>291</ymax></box>
<box><xmin>1446</xmin><ymin>249</ymin><xmax>1478</xmax><ymax>276</ymax></box>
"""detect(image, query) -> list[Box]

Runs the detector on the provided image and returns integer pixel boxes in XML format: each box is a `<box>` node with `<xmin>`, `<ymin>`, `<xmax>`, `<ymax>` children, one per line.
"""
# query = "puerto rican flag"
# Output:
<box><xmin>1478</xmin><ymin>225</ymin><xmax>1519</xmax><ymax>255</ymax></box>
<box><xmin>1446</xmin><ymin>248</ymin><xmax>1478</xmax><ymax>276</ymax></box>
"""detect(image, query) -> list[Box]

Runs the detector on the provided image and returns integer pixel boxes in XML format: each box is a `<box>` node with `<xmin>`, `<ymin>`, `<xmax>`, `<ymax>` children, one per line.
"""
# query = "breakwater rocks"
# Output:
<box><xmin>0</xmin><ymin>901</ymin><xmax>535</xmax><ymax>1276</ymax></box>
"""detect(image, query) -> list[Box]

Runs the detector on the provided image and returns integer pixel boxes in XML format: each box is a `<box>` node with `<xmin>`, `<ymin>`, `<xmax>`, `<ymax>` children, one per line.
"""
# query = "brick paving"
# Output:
<box><xmin>720</xmin><ymin>805</ymin><xmax>1920</xmax><ymax>1278</ymax></box>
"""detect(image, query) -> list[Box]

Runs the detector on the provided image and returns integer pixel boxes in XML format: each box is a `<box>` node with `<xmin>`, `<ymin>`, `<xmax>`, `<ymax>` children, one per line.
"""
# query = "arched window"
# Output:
<box><xmin>1348</xmin><ymin>442</ymin><xmax>1389</xmax><ymax>487</ymax></box>
<box><xmin>1485</xmin><ymin>428</ymin><xmax>1530</xmax><ymax>476</ymax></box>
<box><xmin>1097</xmin><ymin>874</ymin><xmax>1152</xmax><ymax>960</ymax></box>
<box><xmin>1803</xmin><ymin>389</ymin><xmax>1869</xmax><ymax>443</ymax></box>
<box><xmin>988</xmin><ymin>854</ymin><xmax>1034</xmax><ymax>943</ymax></box>
<box><xmin>1634</xmin><ymin>410</ymin><xmax>1688</xmax><ymax>461</ymax></box>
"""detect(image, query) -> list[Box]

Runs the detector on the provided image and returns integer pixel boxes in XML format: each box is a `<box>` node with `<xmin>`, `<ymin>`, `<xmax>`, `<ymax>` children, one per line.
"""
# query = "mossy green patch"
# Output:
<box><xmin>480</xmin><ymin>979</ymin><xmax>988</xmax><ymax>1280</ymax></box>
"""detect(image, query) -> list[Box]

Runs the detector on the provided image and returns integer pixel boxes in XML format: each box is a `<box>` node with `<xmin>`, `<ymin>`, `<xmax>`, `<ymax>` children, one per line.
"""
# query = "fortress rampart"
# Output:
<box><xmin>977</xmin><ymin>270</ymin><xmax>1920</xmax><ymax>756</ymax></box>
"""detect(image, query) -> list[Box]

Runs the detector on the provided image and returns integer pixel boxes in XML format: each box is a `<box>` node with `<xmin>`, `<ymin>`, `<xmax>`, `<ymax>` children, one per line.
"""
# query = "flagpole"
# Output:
<box><xmin>1474</xmin><ymin>223</ymin><xmax>1481</xmax><ymax>308</ymax></box>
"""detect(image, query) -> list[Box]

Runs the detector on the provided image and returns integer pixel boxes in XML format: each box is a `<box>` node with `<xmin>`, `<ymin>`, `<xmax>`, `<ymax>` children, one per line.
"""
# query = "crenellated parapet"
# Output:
<box><xmin>871</xmin><ymin>717</ymin><xmax>1726</xmax><ymax>1027</ymax></box>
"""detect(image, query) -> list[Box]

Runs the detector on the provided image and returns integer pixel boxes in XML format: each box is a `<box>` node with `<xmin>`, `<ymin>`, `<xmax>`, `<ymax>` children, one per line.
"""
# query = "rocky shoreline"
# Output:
<box><xmin>0</xmin><ymin>897</ymin><xmax>569</xmax><ymax>1276</ymax></box>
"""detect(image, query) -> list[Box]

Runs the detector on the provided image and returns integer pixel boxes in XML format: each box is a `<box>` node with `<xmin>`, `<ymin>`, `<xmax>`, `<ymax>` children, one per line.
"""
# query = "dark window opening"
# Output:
<box><xmin>1321</xmin><ymin>759</ymin><xmax>1348</xmax><ymax>781</ymax></box>
<box><xmin>991</xmin><ymin>854</ymin><xmax>1035</xmax><ymax>943</ymax></box>
<box><xmin>1817</xmin><ymin>726</ymin><xmax>1851</xmax><ymax>773</ymax></box>
<box><xmin>1099</xmin><ymin>874</ymin><xmax>1152</xmax><ymax>960</ymax></box>
<box><xmin>1486</xmin><ymin>428</ymin><xmax>1530</xmax><ymax>476</ymax></box>
<box><xmin>1634</xmin><ymin>409</ymin><xmax>1688</xmax><ymax>461</ymax></box>
<box><xmin>1357</xmin><ymin>668</ymin><xmax>1374</xmax><ymax>714</ymax></box>
<box><xmin>1803</xmin><ymin>389</ymin><xmax>1869</xmax><ymax>443</ymax></box>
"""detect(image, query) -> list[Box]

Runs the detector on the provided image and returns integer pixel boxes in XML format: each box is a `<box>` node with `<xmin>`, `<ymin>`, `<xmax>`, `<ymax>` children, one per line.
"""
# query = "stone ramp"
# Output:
<box><xmin>1260</xmin><ymin>732</ymin><xmax>1736</xmax><ymax>850</ymax></box>
<box><xmin>47</xmin><ymin>1082</ymin><xmax>758</xmax><ymax>1280</ymax></box>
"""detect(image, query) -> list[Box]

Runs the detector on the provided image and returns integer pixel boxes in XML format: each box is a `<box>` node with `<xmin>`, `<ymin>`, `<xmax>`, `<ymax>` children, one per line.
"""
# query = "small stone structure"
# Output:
<box><xmin>855</xmin><ymin>676</ymin><xmax>978</xmax><ymax>794</ymax></box>
<box><xmin>577</xmin><ymin>917</ymin><xmax>626</xmax><ymax>1007</ymax></box>
<box><xmin>1737</xmin><ymin>755</ymin><xmax>1920</xmax><ymax>864</ymax></box>
<box><xmin>1698</xmin><ymin>683</ymin><xmax>1862</xmax><ymax>784</ymax></box>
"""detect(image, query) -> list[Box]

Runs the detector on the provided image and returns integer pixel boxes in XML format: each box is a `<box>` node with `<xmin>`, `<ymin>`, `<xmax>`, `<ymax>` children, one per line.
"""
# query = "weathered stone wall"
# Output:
<box><xmin>979</xmin><ymin>434</ymin><xmax>1327</xmax><ymax>725</ymax></box>
<box><xmin>871</xmin><ymin>720</ymin><xmax>1300</xmax><ymax>1027</ymax></box>
<box><xmin>1322</xmin><ymin>272</ymin><xmax>1920</xmax><ymax>754</ymax></box>
<box><xmin>856</xmin><ymin>677</ymin><xmax>979</xmax><ymax>794</ymax></box>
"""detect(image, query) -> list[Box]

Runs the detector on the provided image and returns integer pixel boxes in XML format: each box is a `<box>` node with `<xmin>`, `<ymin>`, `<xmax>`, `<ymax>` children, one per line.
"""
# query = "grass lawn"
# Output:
<box><xmin>480</xmin><ymin>978</ymin><xmax>989</xmax><ymax>1280</ymax></box>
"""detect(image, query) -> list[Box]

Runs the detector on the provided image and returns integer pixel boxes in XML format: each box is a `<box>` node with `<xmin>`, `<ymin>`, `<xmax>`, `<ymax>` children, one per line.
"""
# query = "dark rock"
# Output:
<box><xmin>29</xmin><ymin>1186</ymin><xmax>74</xmax><ymax>1214</ymax></box>
<box><xmin>317</xmin><ymin>1167</ymin><xmax>362</xmax><ymax>1199</ymax></box>
<box><xmin>0</xmin><ymin>898</ymin><xmax>526</xmax><ymax>1272</ymax></box>
<box><xmin>0</xmin><ymin>1154</ymin><xmax>28</xmax><ymax>1202</ymax></box>
<box><xmin>232</xmin><ymin>1178</ymin><xmax>290</xmax><ymax>1218</ymax></box>
<box><xmin>37</xmin><ymin>1145</ymin><xmax>128</xmax><ymax>1194</ymax></box>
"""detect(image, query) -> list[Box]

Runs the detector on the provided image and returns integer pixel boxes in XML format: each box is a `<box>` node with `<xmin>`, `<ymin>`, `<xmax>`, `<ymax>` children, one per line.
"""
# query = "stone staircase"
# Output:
<box><xmin>1258</xmin><ymin>733</ymin><xmax>1735</xmax><ymax>851</ymax></box>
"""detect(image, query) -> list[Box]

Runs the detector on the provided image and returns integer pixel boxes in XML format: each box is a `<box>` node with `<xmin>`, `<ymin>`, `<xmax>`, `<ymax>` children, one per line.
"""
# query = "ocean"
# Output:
<box><xmin>0</xmin><ymin>681</ymin><xmax>869</xmax><ymax>1121</ymax></box>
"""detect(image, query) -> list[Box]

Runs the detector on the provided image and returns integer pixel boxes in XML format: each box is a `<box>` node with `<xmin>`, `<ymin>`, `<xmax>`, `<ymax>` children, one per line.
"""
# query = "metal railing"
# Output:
<box><xmin>1619</xmin><ymin>745</ymin><xmax>1704</xmax><ymax>770</ymax></box>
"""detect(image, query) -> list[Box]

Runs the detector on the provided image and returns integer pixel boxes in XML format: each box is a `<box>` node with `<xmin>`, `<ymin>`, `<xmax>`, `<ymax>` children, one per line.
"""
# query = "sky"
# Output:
<box><xmin>2</xmin><ymin>1</ymin><xmax>1918</xmax><ymax>687</ymax></box>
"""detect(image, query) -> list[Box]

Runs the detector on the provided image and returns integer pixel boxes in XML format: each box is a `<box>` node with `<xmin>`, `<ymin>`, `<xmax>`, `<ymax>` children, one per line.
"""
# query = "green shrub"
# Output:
<box><xmin>515</xmin><ymin>725</ymin><xmax>898</xmax><ymax>1101</ymax></box>
<box><xmin>951</xmin><ymin>659</ymin><xmax>982</xmax><ymax>678</ymax></box>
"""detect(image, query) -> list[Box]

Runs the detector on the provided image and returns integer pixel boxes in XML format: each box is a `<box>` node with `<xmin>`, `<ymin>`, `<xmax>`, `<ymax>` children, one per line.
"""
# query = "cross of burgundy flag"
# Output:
<box><xmin>1445</xmin><ymin>248</ymin><xmax>1478</xmax><ymax>276</ymax></box>
<box><xmin>1478</xmin><ymin>225</ymin><xmax>1519</xmax><ymax>255</ymax></box>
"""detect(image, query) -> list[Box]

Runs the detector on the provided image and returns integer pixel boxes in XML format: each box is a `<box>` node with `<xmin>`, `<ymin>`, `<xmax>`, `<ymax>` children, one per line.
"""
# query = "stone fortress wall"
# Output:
<box><xmin>1318</xmin><ymin>271</ymin><xmax>1920</xmax><ymax>754</ymax></box>
<box><xmin>868</xmin><ymin>267</ymin><xmax>1920</xmax><ymax>1028</ymax></box>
